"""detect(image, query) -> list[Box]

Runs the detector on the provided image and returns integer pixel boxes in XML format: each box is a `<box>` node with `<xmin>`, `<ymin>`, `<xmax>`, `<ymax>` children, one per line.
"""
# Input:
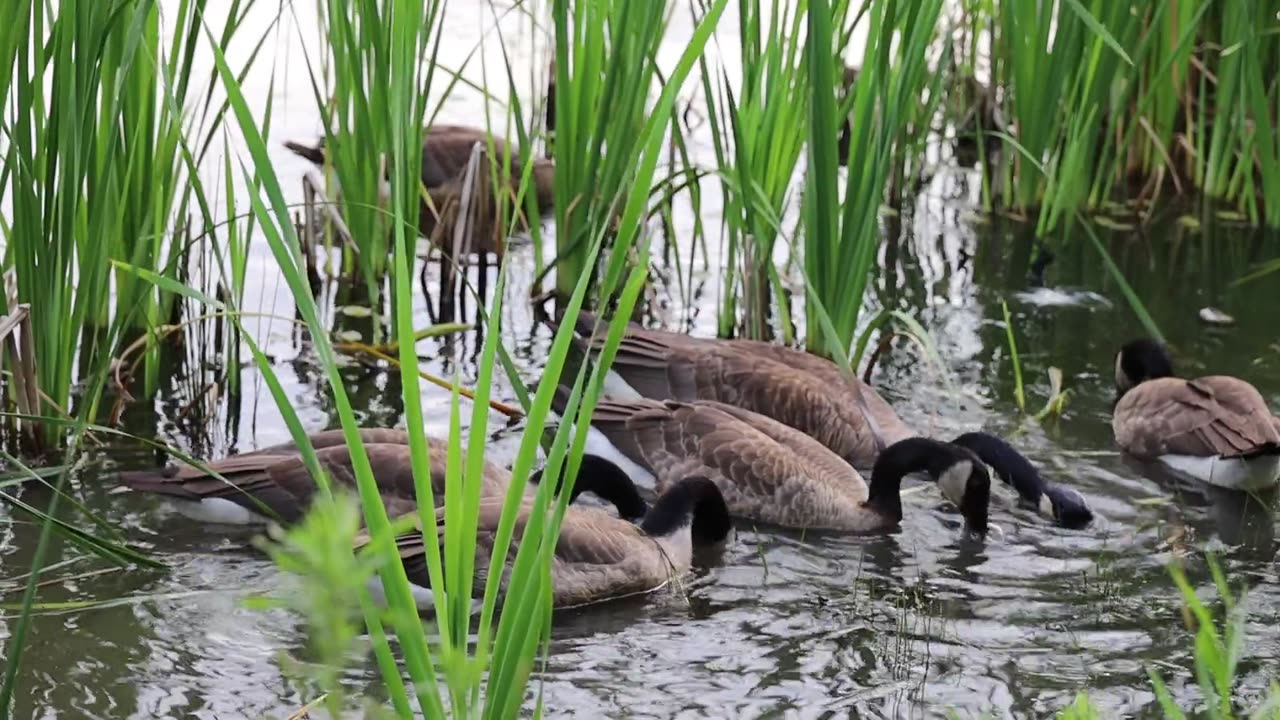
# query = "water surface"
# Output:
<box><xmin>3</xmin><ymin>6</ymin><xmax>1280</xmax><ymax>718</ymax></box>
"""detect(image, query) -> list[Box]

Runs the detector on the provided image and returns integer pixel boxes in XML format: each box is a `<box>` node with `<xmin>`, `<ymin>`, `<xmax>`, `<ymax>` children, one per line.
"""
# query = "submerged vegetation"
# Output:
<box><xmin>0</xmin><ymin>0</ymin><xmax>1278</xmax><ymax>716</ymax></box>
<box><xmin>1060</xmin><ymin>557</ymin><xmax>1280</xmax><ymax>720</ymax></box>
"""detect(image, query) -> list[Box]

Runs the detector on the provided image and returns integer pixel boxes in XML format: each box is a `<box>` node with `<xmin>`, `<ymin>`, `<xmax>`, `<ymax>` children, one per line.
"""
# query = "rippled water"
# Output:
<box><xmin>4</xmin><ymin>4</ymin><xmax>1280</xmax><ymax>718</ymax></box>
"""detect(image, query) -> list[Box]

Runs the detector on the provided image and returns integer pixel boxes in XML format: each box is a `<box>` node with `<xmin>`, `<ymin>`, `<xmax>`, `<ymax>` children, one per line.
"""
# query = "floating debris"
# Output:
<box><xmin>1176</xmin><ymin>215</ymin><xmax>1201</xmax><ymax>230</ymax></box>
<box><xmin>338</xmin><ymin>305</ymin><xmax>374</xmax><ymax>318</ymax></box>
<box><xmin>1198</xmin><ymin>307</ymin><xmax>1235</xmax><ymax>326</ymax></box>
<box><xmin>1216</xmin><ymin>208</ymin><xmax>1248</xmax><ymax>222</ymax></box>
<box><xmin>1014</xmin><ymin>287</ymin><xmax>1113</xmax><ymax>309</ymax></box>
<box><xmin>335</xmin><ymin>329</ymin><xmax>364</xmax><ymax>343</ymax></box>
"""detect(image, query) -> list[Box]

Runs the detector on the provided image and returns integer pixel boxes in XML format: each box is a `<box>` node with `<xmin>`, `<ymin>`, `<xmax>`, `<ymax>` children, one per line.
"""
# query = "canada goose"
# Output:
<box><xmin>365</xmin><ymin>475</ymin><xmax>732</xmax><ymax>609</ymax></box>
<box><xmin>117</xmin><ymin>429</ymin><xmax>648</xmax><ymax>526</ymax></box>
<box><xmin>950</xmin><ymin>432</ymin><xmax>1093</xmax><ymax>529</ymax></box>
<box><xmin>1112</xmin><ymin>339</ymin><xmax>1280</xmax><ymax>490</ymax></box>
<box><xmin>553</xmin><ymin>310</ymin><xmax>916</xmax><ymax>472</ymax></box>
<box><xmin>559</xmin><ymin>395</ymin><xmax>988</xmax><ymax>535</ymax></box>
<box><xmin>284</xmin><ymin>125</ymin><xmax>555</xmax><ymax>257</ymax></box>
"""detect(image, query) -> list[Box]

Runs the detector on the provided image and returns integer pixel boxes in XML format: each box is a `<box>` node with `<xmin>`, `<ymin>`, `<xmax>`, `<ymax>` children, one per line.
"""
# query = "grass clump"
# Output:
<box><xmin>1057</xmin><ymin>555</ymin><xmax>1280</xmax><ymax>719</ymax></box>
<box><xmin>965</xmin><ymin>0</ymin><xmax>1280</xmax><ymax>230</ymax></box>
<box><xmin>548</xmin><ymin>0</ymin><xmax>684</xmax><ymax>303</ymax></box>
<box><xmin>199</xmin><ymin>0</ymin><xmax>731</xmax><ymax>716</ymax></box>
<box><xmin>0</xmin><ymin>0</ymin><xmax>266</xmax><ymax>450</ymax></box>
<box><xmin>803</xmin><ymin>0</ymin><xmax>946</xmax><ymax>360</ymax></box>
<box><xmin>307</xmin><ymin>0</ymin><xmax>444</xmax><ymax>302</ymax></box>
<box><xmin>697</xmin><ymin>0</ymin><xmax>811</xmax><ymax>341</ymax></box>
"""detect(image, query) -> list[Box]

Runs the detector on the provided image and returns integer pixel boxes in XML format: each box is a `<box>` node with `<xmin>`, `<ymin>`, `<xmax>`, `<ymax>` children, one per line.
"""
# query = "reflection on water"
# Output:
<box><xmin>4</xmin><ymin>210</ymin><xmax>1278</xmax><ymax>718</ymax></box>
<box><xmin>4</xmin><ymin>14</ymin><xmax>1280</xmax><ymax>720</ymax></box>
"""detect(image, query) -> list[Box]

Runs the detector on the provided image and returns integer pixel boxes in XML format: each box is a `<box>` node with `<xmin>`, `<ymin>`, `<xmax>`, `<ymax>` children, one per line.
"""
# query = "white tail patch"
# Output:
<box><xmin>937</xmin><ymin>460</ymin><xmax>973</xmax><ymax>509</ymax></box>
<box><xmin>576</xmin><ymin>424</ymin><xmax>657</xmax><ymax>487</ymax></box>
<box><xmin>365</xmin><ymin>578</ymin><xmax>481</xmax><ymax>614</ymax></box>
<box><xmin>1159</xmin><ymin>453</ymin><xmax>1280</xmax><ymax>491</ymax></box>
<box><xmin>164</xmin><ymin>498</ymin><xmax>265</xmax><ymax>526</ymax></box>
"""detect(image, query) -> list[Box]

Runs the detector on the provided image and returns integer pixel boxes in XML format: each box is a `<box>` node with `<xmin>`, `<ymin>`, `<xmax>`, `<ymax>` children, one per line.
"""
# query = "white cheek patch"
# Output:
<box><xmin>937</xmin><ymin>460</ymin><xmax>972</xmax><ymax>509</ymax></box>
<box><xmin>1114</xmin><ymin>352</ymin><xmax>1127</xmax><ymax>390</ymax></box>
<box><xmin>1038</xmin><ymin>493</ymin><xmax>1055</xmax><ymax>519</ymax></box>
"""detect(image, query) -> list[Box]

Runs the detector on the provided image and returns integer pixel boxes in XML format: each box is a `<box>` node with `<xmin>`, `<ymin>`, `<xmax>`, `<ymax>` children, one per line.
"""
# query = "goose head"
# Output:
<box><xmin>865</xmin><ymin>437</ymin><xmax>991</xmax><ymax>536</ymax></box>
<box><xmin>951</xmin><ymin>431</ymin><xmax>1094</xmax><ymax>529</ymax></box>
<box><xmin>1115</xmin><ymin>338</ymin><xmax>1174</xmax><ymax>398</ymax></box>
<box><xmin>640</xmin><ymin>476</ymin><xmax>734</xmax><ymax>549</ymax></box>
<box><xmin>529</xmin><ymin>454</ymin><xmax>650</xmax><ymax>521</ymax></box>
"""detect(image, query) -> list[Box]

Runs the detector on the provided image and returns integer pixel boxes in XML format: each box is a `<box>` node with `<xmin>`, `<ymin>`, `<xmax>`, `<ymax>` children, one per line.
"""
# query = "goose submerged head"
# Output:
<box><xmin>1115</xmin><ymin>338</ymin><xmax>1174</xmax><ymax>397</ymax></box>
<box><xmin>1041</xmin><ymin>485</ymin><xmax>1094</xmax><ymax>529</ymax></box>
<box><xmin>528</xmin><ymin>454</ymin><xmax>650</xmax><ymax>521</ymax></box>
<box><xmin>867</xmin><ymin>438</ymin><xmax>991</xmax><ymax>537</ymax></box>
<box><xmin>937</xmin><ymin>448</ymin><xmax>992</xmax><ymax>537</ymax></box>
<box><xmin>951</xmin><ymin>431</ymin><xmax>1094</xmax><ymax>529</ymax></box>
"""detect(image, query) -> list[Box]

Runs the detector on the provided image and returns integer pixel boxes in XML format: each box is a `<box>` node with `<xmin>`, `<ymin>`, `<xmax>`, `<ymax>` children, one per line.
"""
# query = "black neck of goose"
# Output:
<box><xmin>640</xmin><ymin>476</ymin><xmax>732</xmax><ymax>545</ymax></box>
<box><xmin>573</xmin><ymin>455</ymin><xmax>649</xmax><ymax>520</ymax></box>
<box><xmin>529</xmin><ymin>454</ymin><xmax>649</xmax><ymax>521</ymax></box>
<box><xmin>1121</xmin><ymin>339</ymin><xmax>1175</xmax><ymax>384</ymax></box>
<box><xmin>864</xmin><ymin>437</ymin><xmax>962</xmax><ymax>521</ymax></box>
<box><xmin>951</xmin><ymin>432</ymin><xmax>1045</xmax><ymax>505</ymax></box>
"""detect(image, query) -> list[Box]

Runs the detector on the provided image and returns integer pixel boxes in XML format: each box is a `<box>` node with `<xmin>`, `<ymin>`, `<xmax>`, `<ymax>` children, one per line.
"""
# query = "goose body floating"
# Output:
<box><xmin>117</xmin><ymin>428</ymin><xmax>647</xmax><ymax>526</ymax></box>
<box><xmin>284</xmin><ymin>125</ymin><xmax>555</xmax><ymax>257</ymax></box>
<box><xmin>950</xmin><ymin>432</ymin><xmax>1094</xmax><ymax>529</ymax></box>
<box><xmin>555</xmin><ymin>311</ymin><xmax>916</xmax><ymax>472</ymax></box>
<box><xmin>559</xmin><ymin>394</ymin><xmax>989</xmax><ymax>535</ymax></box>
<box><xmin>1112</xmin><ymin>339</ymin><xmax>1280</xmax><ymax>491</ymax></box>
<box><xmin>368</xmin><ymin>475</ymin><xmax>732</xmax><ymax>610</ymax></box>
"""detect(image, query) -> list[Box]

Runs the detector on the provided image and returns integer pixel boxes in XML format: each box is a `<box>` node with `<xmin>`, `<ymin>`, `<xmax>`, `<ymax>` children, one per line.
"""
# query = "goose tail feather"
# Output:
<box><xmin>115</xmin><ymin>466</ymin><xmax>192</xmax><ymax>498</ymax></box>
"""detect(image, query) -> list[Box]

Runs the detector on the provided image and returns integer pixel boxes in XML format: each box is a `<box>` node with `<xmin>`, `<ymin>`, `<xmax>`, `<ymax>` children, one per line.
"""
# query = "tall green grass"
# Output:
<box><xmin>307</xmin><ymin>0</ymin><xmax>444</xmax><ymax>303</ymax></box>
<box><xmin>0</xmin><ymin>0</ymin><xmax>268</xmax><ymax>449</ymax></box>
<box><xmin>803</xmin><ymin>0</ymin><xmax>946</xmax><ymax>359</ymax></box>
<box><xmin>698</xmin><ymin>0</ymin><xmax>810</xmax><ymax>341</ymax></box>
<box><xmin>971</xmin><ymin>0</ymin><xmax>1280</xmax><ymax>231</ymax></box>
<box><xmin>1057</xmin><ymin>556</ymin><xmax>1280</xmax><ymax>719</ymax></box>
<box><xmin>197</xmin><ymin>0</ymin><xmax>730</xmax><ymax>715</ymax></box>
<box><xmin>549</xmin><ymin>0</ymin><xmax>683</xmax><ymax>303</ymax></box>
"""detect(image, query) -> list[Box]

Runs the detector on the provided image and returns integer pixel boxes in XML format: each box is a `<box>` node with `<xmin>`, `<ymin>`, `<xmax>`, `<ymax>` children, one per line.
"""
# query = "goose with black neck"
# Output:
<box><xmin>372</xmin><ymin>475</ymin><xmax>734</xmax><ymax>609</ymax></box>
<box><xmin>557</xmin><ymin>394</ymin><xmax>991</xmax><ymax>536</ymax></box>
<box><xmin>950</xmin><ymin>431</ymin><xmax>1094</xmax><ymax>529</ymax></box>
<box><xmin>1111</xmin><ymin>338</ymin><xmax>1280</xmax><ymax>490</ymax></box>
